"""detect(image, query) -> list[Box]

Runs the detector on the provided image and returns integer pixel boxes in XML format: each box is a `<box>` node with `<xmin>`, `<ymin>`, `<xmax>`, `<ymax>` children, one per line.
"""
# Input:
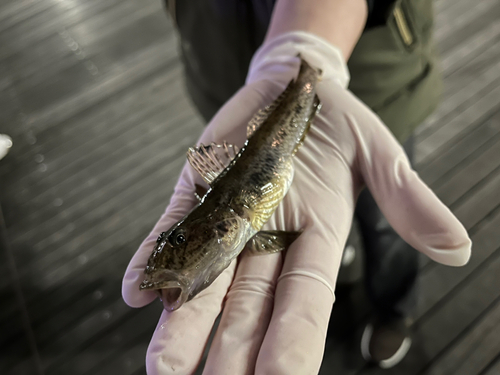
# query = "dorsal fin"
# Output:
<box><xmin>292</xmin><ymin>94</ymin><xmax>322</xmax><ymax>156</ymax></box>
<box><xmin>247</xmin><ymin>79</ymin><xmax>294</xmax><ymax>138</ymax></box>
<box><xmin>187</xmin><ymin>142</ymin><xmax>239</xmax><ymax>185</ymax></box>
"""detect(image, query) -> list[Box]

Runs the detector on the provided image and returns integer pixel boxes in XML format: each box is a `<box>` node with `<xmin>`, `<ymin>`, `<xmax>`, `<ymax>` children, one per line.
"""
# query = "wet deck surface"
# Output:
<box><xmin>0</xmin><ymin>0</ymin><xmax>499</xmax><ymax>374</ymax></box>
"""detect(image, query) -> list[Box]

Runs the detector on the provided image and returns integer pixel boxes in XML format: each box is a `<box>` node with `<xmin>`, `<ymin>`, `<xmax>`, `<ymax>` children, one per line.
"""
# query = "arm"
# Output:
<box><xmin>266</xmin><ymin>0</ymin><xmax>367</xmax><ymax>60</ymax></box>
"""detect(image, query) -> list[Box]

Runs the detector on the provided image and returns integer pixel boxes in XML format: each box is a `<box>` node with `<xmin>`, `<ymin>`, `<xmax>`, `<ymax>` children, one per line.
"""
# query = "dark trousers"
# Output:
<box><xmin>354</xmin><ymin>136</ymin><xmax>417</xmax><ymax>319</ymax></box>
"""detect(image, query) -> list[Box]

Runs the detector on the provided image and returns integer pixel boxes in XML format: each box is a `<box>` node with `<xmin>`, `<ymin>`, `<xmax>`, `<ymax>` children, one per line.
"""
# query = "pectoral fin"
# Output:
<box><xmin>187</xmin><ymin>142</ymin><xmax>240</xmax><ymax>185</ymax></box>
<box><xmin>246</xmin><ymin>230</ymin><xmax>301</xmax><ymax>255</ymax></box>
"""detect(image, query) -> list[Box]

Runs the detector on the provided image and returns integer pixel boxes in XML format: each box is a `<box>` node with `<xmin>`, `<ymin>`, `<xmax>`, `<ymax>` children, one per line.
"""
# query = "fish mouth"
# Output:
<box><xmin>140</xmin><ymin>272</ymin><xmax>190</xmax><ymax>311</ymax></box>
<box><xmin>157</xmin><ymin>285</ymin><xmax>189</xmax><ymax>311</ymax></box>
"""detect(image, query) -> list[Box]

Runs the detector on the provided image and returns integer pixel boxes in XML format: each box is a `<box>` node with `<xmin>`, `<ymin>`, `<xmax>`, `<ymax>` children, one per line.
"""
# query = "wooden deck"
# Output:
<box><xmin>0</xmin><ymin>0</ymin><xmax>498</xmax><ymax>374</ymax></box>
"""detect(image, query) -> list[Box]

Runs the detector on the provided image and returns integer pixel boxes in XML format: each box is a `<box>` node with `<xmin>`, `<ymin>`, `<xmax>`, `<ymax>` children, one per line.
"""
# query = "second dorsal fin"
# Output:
<box><xmin>187</xmin><ymin>141</ymin><xmax>240</xmax><ymax>185</ymax></box>
<box><xmin>247</xmin><ymin>79</ymin><xmax>294</xmax><ymax>138</ymax></box>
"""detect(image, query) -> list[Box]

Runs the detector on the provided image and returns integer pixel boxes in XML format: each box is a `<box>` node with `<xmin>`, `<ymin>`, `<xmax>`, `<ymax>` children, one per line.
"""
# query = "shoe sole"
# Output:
<box><xmin>361</xmin><ymin>323</ymin><xmax>412</xmax><ymax>369</ymax></box>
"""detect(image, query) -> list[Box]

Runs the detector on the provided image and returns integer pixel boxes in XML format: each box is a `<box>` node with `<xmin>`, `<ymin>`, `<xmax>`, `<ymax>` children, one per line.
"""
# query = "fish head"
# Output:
<box><xmin>140</xmin><ymin>205</ymin><xmax>250</xmax><ymax>311</ymax></box>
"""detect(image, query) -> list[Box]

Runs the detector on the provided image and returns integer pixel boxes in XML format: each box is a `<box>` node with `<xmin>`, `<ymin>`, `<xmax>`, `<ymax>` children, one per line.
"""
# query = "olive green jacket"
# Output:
<box><xmin>168</xmin><ymin>0</ymin><xmax>442</xmax><ymax>143</ymax></box>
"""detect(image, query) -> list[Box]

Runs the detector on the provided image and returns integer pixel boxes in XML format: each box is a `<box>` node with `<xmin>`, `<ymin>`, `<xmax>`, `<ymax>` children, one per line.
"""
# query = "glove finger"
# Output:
<box><xmin>122</xmin><ymin>167</ymin><xmax>200</xmax><ymax>308</ymax></box>
<box><xmin>253</xmin><ymin>151</ymin><xmax>355</xmax><ymax>374</ymax></box>
<box><xmin>201</xmin><ymin>107</ymin><xmax>356</xmax><ymax>374</ymax></box>
<box><xmin>254</xmin><ymin>225</ymin><xmax>346</xmax><ymax>375</ymax></box>
<box><xmin>351</xmin><ymin>103</ymin><xmax>471</xmax><ymax>266</ymax></box>
<box><xmin>202</xmin><ymin>251</ymin><xmax>283</xmax><ymax>375</ymax></box>
<box><xmin>146</xmin><ymin>261</ymin><xmax>236</xmax><ymax>375</ymax></box>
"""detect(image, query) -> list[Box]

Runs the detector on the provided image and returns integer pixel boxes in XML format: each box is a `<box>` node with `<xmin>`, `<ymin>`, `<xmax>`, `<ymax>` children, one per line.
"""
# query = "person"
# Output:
<box><xmin>122</xmin><ymin>1</ymin><xmax>471</xmax><ymax>374</ymax></box>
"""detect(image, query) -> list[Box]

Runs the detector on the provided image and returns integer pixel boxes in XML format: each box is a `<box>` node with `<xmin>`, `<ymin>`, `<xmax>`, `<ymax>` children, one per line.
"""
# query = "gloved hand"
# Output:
<box><xmin>122</xmin><ymin>32</ymin><xmax>471</xmax><ymax>375</ymax></box>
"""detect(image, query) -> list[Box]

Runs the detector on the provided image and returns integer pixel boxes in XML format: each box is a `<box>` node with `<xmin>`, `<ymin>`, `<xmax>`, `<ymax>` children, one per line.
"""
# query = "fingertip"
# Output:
<box><xmin>425</xmin><ymin>234</ymin><xmax>472</xmax><ymax>267</ymax></box>
<box><xmin>122</xmin><ymin>234</ymin><xmax>160</xmax><ymax>308</ymax></box>
<box><xmin>122</xmin><ymin>269</ymin><xmax>157</xmax><ymax>308</ymax></box>
<box><xmin>146</xmin><ymin>333</ymin><xmax>175</xmax><ymax>375</ymax></box>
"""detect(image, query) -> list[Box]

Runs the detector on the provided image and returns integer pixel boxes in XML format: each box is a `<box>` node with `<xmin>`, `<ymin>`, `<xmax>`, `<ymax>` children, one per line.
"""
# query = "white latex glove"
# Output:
<box><xmin>122</xmin><ymin>32</ymin><xmax>471</xmax><ymax>375</ymax></box>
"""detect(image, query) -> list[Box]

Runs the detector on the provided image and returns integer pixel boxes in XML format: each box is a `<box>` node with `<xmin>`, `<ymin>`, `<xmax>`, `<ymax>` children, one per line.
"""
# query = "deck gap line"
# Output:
<box><xmin>448</xmin><ymin>163</ymin><xmax>500</xmax><ymax>211</ymax></box>
<box><xmin>416</xmin><ymin>245</ymin><xmax>500</xmax><ymax>328</ymax></box>
<box><xmin>416</xmin><ymin>293</ymin><xmax>500</xmax><ymax>375</ymax></box>
<box><xmin>416</xmin><ymin>101</ymin><xmax>500</xmax><ymax>169</ymax></box>
<box><xmin>415</xmin><ymin>77</ymin><xmax>500</xmax><ymax>149</ymax></box>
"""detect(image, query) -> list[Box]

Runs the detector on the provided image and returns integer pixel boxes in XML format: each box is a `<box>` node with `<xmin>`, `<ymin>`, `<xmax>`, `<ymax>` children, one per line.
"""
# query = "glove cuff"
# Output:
<box><xmin>246</xmin><ymin>31</ymin><xmax>350</xmax><ymax>88</ymax></box>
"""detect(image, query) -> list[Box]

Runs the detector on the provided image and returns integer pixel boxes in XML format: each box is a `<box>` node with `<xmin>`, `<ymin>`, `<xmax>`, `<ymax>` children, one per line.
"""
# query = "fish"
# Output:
<box><xmin>140</xmin><ymin>57</ymin><xmax>322</xmax><ymax>311</ymax></box>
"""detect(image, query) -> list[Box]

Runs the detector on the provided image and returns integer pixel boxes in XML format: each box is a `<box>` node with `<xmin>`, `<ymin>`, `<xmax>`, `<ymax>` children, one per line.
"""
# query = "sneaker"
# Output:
<box><xmin>0</xmin><ymin>134</ymin><xmax>12</xmax><ymax>160</ymax></box>
<box><xmin>361</xmin><ymin>315</ymin><xmax>412</xmax><ymax>369</ymax></box>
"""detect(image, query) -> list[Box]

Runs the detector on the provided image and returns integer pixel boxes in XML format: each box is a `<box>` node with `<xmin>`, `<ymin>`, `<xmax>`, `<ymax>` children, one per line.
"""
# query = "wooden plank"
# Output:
<box><xmin>9</xmin><ymin>112</ymin><xmax>199</xmax><ymax>274</ymax></box>
<box><xmin>0</xmin><ymin>67</ymin><xmax>24</xmax><ymax>138</ymax></box>
<box><xmin>416</xmin><ymin>205</ymin><xmax>500</xmax><ymax>321</ymax></box>
<box><xmin>0</xmin><ymin>101</ymin><xmax>201</xmax><ymax>293</ymax></box>
<box><xmin>15</xmin><ymin>148</ymin><xmax>188</xmax><ymax>293</ymax></box>
<box><xmin>445</xmin><ymin>306</ymin><xmax>500</xmax><ymax>375</ymax></box>
<box><xmin>0</xmin><ymin>62</ymin><xmax>183</xmax><ymax>180</ymax></box>
<box><xmin>0</xmin><ymin>0</ymin><xmax>50</xmax><ymax>32</ymax></box>
<box><xmin>5</xmin><ymin>67</ymin><xmax>186</xmax><ymax>204</ymax></box>
<box><xmin>76</xmin><ymin>13</ymin><xmax>173</xmax><ymax>76</ymax></box>
<box><xmin>21</xmin><ymin>37</ymin><xmax>178</xmax><ymax>135</ymax></box>
<box><xmin>418</xmin><ymin>112</ymin><xmax>500</xmax><ymax>187</ymax></box>
<box><xmin>4</xmin><ymin>4</ymin><xmax>170</xmax><ymax>93</ymax></box>
<box><xmin>1</xmin><ymin>341</ymin><xmax>36</xmax><ymax>374</ymax></box>
<box><xmin>433</xmin><ymin>135</ymin><xmax>500</xmax><ymax>207</ymax></box>
<box><xmin>2</xmin><ymin>8</ymin><xmax>173</xmax><ymax>101</ymax></box>
<box><xmin>437</xmin><ymin>0</ymin><xmax>500</xmax><ymax>56</ymax></box>
<box><xmin>440</xmin><ymin>18</ymin><xmax>500</xmax><ymax>78</ymax></box>
<box><xmin>2</xmin><ymin>33</ymin><xmax>77</xmax><ymax>88</ymax></box>
<box><xmin>63</xmin><ymin>0</ymin><xmax>162</xmax><ymax>49</ymax></box>
<box><xmin>10</xmin><ymin>36</ymin><xmax>177</xmax><ymax>129</ymax></box>
<box><xmin>435</xmin><ymin>0</ymin><xmax>471</xmax><ymax>15</ymax></box>
<box><xmin>435</xmin><ymin>0</ymin><xmax>473</xmax><ymax>22</ymax></box>
<box><xmin>434</xmin><ymin>0</ymin><xmax>499</xmax><ymax>46</ymax></box>
<box><xmin>28</xmin><ymin>157</ymin><xmax>185</xmax><ymax>292</ymax></box>
<box><xmin>422</xmin><ymin>298</ymin><xmax>500</xmax><ymax>375</ymax></box>
<box><xmin>0</xmin><ymin>0</ymin><xmax>145</xmax><ymax>60</ymax></box>
<box><xmin>415</xmin><ymin>85</ymin><xmax>500</xmax><ymax>166</ymax></box>
<box><xmin>3</xmin><ymin>77</ymin><xmax>186</xmax><ymax>227</ymax></box>
<box><xmin>482</xmin><ymin>355</ymin><xmax>500</xmax><ymax>375</ymax></box>
<box><xmin>0</xmin><ymin>247</ymin><xmax>131</xmax><ymax>331</ymax></box>
<box><xmin>47</xmin><ymin>306</ymin><xmax>159</xmax><ymax>375</ymax></box>
<box><xmin>0</xmin><ymin>204</ymin><xmax>43</xmax><ymax>375</ymax></box>
<box><xmin>38</xmin><ymin>298</ymin><xmax>133</xmax><ymax>369</ymax></box>
<box><xmin>7</xmin><ymin>301</ymin><xmax>146</xmax><ymax>374</ymax></box>
<box><xmin>15</xmin><ymin>61</ymin><xmax>96</xmax><ymax>114</ymax></box>
<box><xmin>453</xmin><ymin>168</ymin><xmax>500</xmax><ymax>230</ymax></box>
<box><xmin>415</xmin><ymin>42</ymin><xmax>500</xmax><ymax>139</ymax></box>
<box><xmin>91</xmin><ymin>342</ymin><xmax>149</xmax><ymax>375</ymax></box>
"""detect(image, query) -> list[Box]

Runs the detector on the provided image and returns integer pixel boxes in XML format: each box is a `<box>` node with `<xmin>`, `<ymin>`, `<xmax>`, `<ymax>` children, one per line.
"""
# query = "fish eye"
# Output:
<box><xmin>168</xmin><ymin>228</ymin><xmax>187</xmax><ymax>246</ymax></box>
<box><xmin>175</xmin><ymin>233</ymin><xmax>186</xmax><ymax>245</ymax></box>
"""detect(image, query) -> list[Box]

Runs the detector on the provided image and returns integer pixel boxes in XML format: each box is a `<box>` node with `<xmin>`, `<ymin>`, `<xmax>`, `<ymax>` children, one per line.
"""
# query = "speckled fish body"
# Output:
<box><xmin>141</xmin><ymin>58</ymin><xmax>321</xmax><ymax>311</ymax></box>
